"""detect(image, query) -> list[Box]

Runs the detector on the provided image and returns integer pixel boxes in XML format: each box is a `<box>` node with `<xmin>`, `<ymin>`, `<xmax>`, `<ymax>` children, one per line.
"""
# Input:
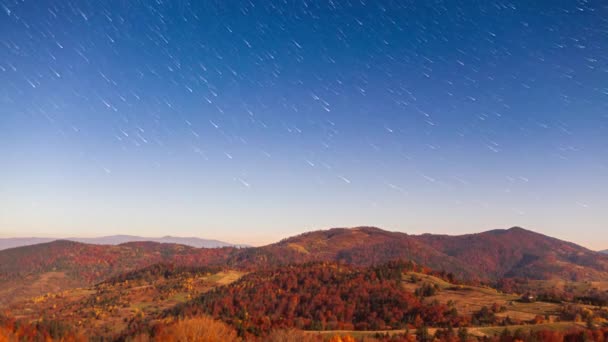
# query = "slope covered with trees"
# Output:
<box><xmin>415</xmin><ymin>227</ymin><xmax>608</xmax><ymax>281</ymax></box>
<box><xmin>3</xmin><ymin>226</ymin><xmax>608</xmax><ymax>310</ymax></box>
<box><xmin>228</xmin><ymin>226</ymin><xmax>608</xmax><ymax>283</ymax></box>
<box><xmin>228</xmin><ymin>227</ymin><xmax>477</xmax><ymax>280</ymax></box>
<box><xmin>0</xmin><ymin>240</ymin><xmax>234</xmax><ymax>307</ymax></box>
<box><xmin>169</xmin><ymin>261</ymin><xmax>465</xmax><ymax>337</ymax></box>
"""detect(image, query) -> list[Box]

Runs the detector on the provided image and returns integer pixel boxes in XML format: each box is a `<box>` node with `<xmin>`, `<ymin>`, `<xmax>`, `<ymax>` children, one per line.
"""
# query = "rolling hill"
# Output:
<box><xmin>2</xmin><ymin>226</ymin><xmax>608</xmax><ymax>310</ymax></box>
<box><xmin>5</xmin><ymin>260</ymin><xmax>605</xmax><ymax>341</ymax></box>
<box><xmin>0</xmin><ymin>240</ymin><xmax>235</xmax><ymax>307</ymax></box>
<box><xmin>0</xmin><ymin>235</ymin><xmax>246</xmax><ymax>251</ymax></box>
<box><xmin>168</xmin><ymin>261</ymin><xmax>460</xmax><ymax>336</ymax></box>
<box><xmin>414</xmin><ymin>227</ymin><xmax>608</xmax><ymax>281</ymax></box>
<box><xmin>228</xmin><ymin>227</ymin><xmax>477</xmax><ymax>279</ymax></box>
<box><xmin>229</xmin><ymin>226</ymin><xmax>608</xmax><ymax>282</ymax></box>
<box><xmin>2</xmin><ymin>227</ymin><xmax>608</xmax><ymax>341</ymax></box>
<box><xmin>5</xmin><ymin>263</ymin><xmax>244</xmax><ymax>339</ymax></box>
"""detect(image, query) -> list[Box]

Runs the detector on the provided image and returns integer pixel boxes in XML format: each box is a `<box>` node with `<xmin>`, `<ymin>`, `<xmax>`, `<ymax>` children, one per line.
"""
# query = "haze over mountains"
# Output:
<box><xmin>0</xmin><ymin>235</ymin><xmax>247</xmax><ymax>251</ymax></box>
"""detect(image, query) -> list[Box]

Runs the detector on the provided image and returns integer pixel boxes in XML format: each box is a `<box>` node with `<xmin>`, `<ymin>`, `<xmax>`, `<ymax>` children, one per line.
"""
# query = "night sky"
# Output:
<box><xmin>1</xmin><ymin>1</ymin><xmax>606</xmax><ymax>248</ymax></box>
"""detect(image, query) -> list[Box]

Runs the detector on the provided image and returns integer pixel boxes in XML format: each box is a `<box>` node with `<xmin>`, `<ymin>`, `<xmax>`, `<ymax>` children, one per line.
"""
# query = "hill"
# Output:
<box><xmin>414</xmin><ymin>227</ymin><xmax>608</xmax><ymax>281</ymax></box>
<box><xmin>0</xmin><ymin>240</ymin><xmax>234</xmax><ymax>307</ymax></box>
<box><xmin>2</xmin><ymin>226</ymin><xmax>608</xmax><ymax>309</ymax></box>
<box><xmin>0</xmin><ymin>235</ymin><xmax>246</xmax><ymax>251</ymax></box>
<box><xmin>601</xmin><ymin>250</ymin><xmax>608</xmax><ymax>254</ymax></box>
<box><xmin>168</xmin><ymin>261</ymin><xmax>464</xmax><ymax>336</ymax></box>
<box><xmin>0</xmin><ymin>238</ymin><xmax>57</xmax><ymax>251</ymax></box>
<box><xmin>5</xmin><ymin>263</ymin><xmax>244</xmax><ymax>339</ymax></box>
<box><xmin>229</xmin><ymin>226</ymin><xmax>608</xmax><ymax>283</ymax></box>
<box><xmin>165</xmin><ymin>261</ymin><xmax>607</xmax><ymax>340</ymax></box>
<box><xmin>4</xmin><ymin>260</ymin><xmax>608</xmax><ymax>341</ymax></box>
<box><xmin>228</xmin><ymin>227</ymin><xmax>477</xmax><ymax>279</ymax></box>
<box><xmin>3</xmin><ymin>227</ymin><xmax>608</xmax><ymax>341</ymax></box>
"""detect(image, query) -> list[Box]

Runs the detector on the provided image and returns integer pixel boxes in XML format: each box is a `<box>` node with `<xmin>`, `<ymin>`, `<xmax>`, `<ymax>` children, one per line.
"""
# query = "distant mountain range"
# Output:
<box><xmin>0</xmin><ymin>235</ymin><xmax>247</xmax><ymax>251</ymax></box>
<box><xmin>601</xmin><ymin>250</ymin><xmax>608</xmax><ymax>254</ymax></box>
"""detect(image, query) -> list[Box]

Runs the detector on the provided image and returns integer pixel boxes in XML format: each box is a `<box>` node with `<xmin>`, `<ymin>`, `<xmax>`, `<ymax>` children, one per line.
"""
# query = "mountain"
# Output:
<box><xmin>601</xmin><ymin>250</ymin><xmax>608</xmax><ymax>254</ymax></box>
<box><xmin>414</xmin><ymin>227</ymin><xmax>608</xmax><ymax>281</ymax></box>
<box><xmin>228</xmin><ymin>226</ymin><xmax>477</xmax><ymax>279</ymax></box>
<box><xmin>0</xmin><ymin>235</ymin><xmax>246</xmax><ymax>251</ymax></box>
<box><xmin>2</xmin><ymin>226</ymin><xmax>608</xmax><ymax>309</ymax></box>
<box><xmin>228</xmin><ymin>226</ymin><xmax>608</xmax><ymax>282</ymax></box>
<box><xmin>69</xmin><ymin>235</ymin><xmax>249</xmax><ymax>248</ymax></box>
<box><xmin>2</xmin><ymin>226</ymin><xmax>608</xmax><ymax>340</ymax></box>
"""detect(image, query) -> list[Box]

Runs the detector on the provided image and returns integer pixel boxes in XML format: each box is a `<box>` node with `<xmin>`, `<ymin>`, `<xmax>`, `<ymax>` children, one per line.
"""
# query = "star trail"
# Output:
<box><xmin>0</xmin><ymin>1</ymin><xmax>606</xmax><ymax>247</ymax></box>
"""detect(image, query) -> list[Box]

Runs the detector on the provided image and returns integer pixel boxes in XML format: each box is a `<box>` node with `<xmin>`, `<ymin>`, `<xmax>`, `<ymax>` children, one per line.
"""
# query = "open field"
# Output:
<box><xmin>5</xmin><ymin>270</ymin><xmax>245</xmax><ymax>338</ymax></box>
<box><xmin>305</xmin><ymin>322</ymin><xmax>586</xmax><ymax>339</ymax></box>
<box><xmin>3</xmin><ymin>266</ymin><xmax>607</xmax><ymax>340</ymax></box>
<box><xmin>301</xmin><ymin>273</ymin><xmax>590</xmax><ymax>339</ymax></box>
<box><xmin>470</xmin><ymin>322</ymin><xmax>585</xmax><ymax>337</ymax></box>
<box><xmin>0</xmin><ymin>272</ymin><xmax>84</xmax><ymax>307</ymax></box>
<box><xmin>402</xmin><ymin>272</ymin><xmax>562</xmax><ymax>321</ymax></box>
<box><xmin>519</xmin><ymin>278</ymin><xmax>608</xmax><ymax>295</ymax></box>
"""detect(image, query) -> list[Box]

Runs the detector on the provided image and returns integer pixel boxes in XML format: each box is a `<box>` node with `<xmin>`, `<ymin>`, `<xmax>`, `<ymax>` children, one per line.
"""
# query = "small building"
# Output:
<box><xmin>520</xmin><ymin>292</ymin><xmax>536</xmax><ymax>303</ymax></box>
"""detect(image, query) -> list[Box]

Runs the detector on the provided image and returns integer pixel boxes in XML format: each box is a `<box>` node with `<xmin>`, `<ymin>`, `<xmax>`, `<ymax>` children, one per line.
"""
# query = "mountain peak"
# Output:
<box><xmin>485</xmin><ymin>226</ymin><xmax>534</xmax><ymax>235</ymax></box>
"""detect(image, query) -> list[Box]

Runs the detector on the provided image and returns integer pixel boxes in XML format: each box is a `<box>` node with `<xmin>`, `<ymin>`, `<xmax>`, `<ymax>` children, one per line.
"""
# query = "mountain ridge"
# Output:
<box><xmin>2</xmin><ymin>226</ymin><xmax>608</xmax><ymax>309</ymax></box>
<box><xmin>0</xmin><ymin>235</ymin><xmax>248</xmax><ymax>251</ymax></box>
<box><xmin>413</xmin><ymin>226</ymin><xmax>608</xmax><ymax>281</ymax></box>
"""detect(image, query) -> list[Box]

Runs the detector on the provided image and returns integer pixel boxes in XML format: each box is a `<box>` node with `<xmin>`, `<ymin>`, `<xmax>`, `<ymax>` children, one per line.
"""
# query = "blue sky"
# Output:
<box><xmin>0</xmin><ymin>1</ymin><xmax>606</xmax><ymax>248</ymax></box>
